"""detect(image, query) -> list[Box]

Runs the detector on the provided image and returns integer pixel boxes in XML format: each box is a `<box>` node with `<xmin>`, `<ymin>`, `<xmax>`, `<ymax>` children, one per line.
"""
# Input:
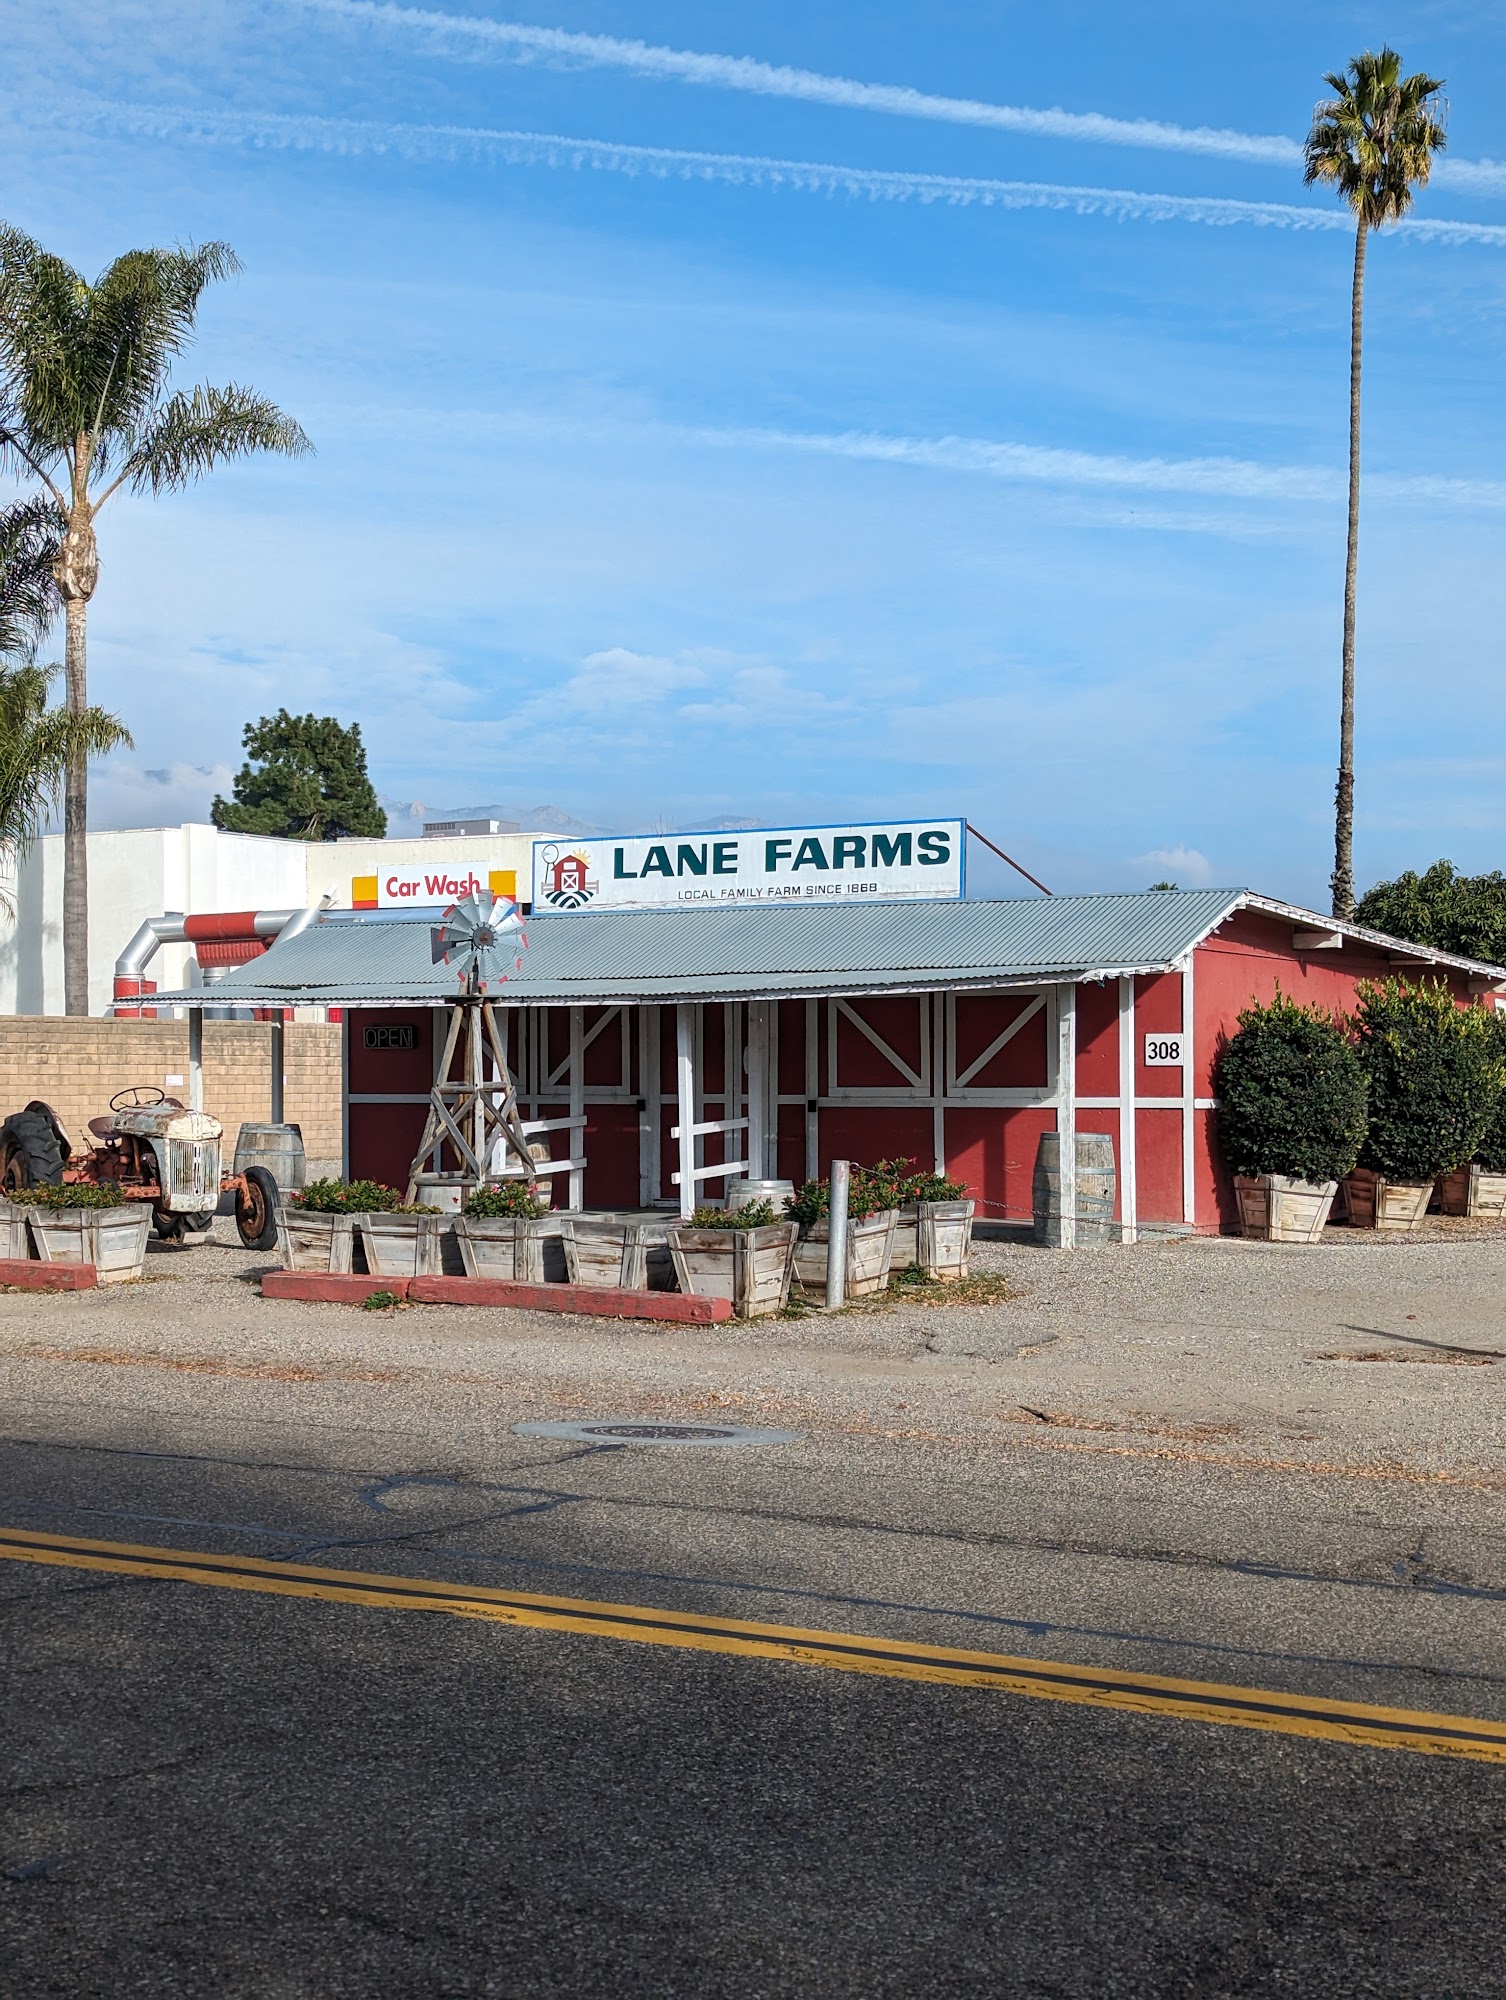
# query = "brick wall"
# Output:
<box><xmin>0</xmin><ymin>1018</ymin><xmax>342</xmax><ymax>1169</ymax></box>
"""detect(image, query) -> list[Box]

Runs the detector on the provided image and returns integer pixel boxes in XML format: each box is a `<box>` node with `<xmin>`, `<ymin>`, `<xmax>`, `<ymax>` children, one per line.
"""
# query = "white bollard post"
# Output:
<box><xmin>826</xmin><ymin>1158</ymin><xmax>851</xmax><ymax>1309</ymax></box>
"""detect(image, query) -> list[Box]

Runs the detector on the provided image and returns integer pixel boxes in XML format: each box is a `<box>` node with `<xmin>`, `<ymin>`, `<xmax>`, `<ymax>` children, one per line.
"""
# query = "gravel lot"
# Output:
<box><xmin>2</xmin><ymin>1217</ymin><xmax>1502</xmax><ymax>1487</ymax></box>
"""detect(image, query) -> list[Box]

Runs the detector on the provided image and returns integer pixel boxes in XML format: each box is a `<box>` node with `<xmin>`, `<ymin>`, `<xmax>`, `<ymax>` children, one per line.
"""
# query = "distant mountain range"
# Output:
<box><xmin>378</xmin><ymin>799</ymin><xmax>766</xmax><ymax>840</ymax></box>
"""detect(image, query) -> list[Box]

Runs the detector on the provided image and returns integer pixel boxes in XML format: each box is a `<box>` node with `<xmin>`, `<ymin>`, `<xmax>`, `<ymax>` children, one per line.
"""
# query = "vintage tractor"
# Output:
<box><xmin>0</xmin><ymin>1089</ymin><xmax>280</xmax><ymax>1249</ymax></box>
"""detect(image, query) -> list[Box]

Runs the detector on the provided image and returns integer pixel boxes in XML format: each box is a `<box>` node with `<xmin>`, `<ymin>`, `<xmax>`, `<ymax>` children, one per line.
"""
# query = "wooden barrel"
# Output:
<box><xmin>725</xmin><ymin>1177</ymin><xmax>795</xmax><ymax>1214</ymax></box>
<box><xmin>1032</xmin><ymin>1131</ymin><xmax>1117</xmax><ymax>1246</ymax></box>
<box><xmin>232</xmin><ymin>1121</ymin><xmax>307</xmax><ymax>1192</ymax></box>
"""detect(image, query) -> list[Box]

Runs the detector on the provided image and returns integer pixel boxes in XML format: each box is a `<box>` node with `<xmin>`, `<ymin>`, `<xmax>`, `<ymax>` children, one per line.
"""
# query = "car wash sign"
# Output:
<box><xmin>532</xmin><ymin>819</ymin><xmax>965</xmax><ymax>913</ymax></box>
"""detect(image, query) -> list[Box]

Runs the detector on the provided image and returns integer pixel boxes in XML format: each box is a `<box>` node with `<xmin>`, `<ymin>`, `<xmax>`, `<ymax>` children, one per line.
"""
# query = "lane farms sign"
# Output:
<box><xmin>533</xmin><ymin>820</ymin><xmax>965</xmax><ymax>913</ymax></box>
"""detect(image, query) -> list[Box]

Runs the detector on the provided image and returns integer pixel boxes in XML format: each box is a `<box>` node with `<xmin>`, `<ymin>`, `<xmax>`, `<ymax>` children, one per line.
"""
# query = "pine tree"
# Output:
<box><xmin>212</xmin><ymin>711</ymin><xmax>386</xmax><ymax>841</ymax></box>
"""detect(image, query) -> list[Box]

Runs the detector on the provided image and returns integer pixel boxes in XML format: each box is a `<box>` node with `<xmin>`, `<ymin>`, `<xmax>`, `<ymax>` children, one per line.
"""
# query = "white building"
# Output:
<box><xmin>0</xmin><ymin>821</ymin><xmax>546</xmax><ymax>1016</ymax></box>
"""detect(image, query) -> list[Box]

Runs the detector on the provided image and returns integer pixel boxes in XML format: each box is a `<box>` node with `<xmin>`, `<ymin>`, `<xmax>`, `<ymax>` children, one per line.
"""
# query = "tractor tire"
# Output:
<box><xmin>154</xmin><ymin>1208</ymin><xmax>214</xmax><ymax>1242</ymax></box>
<box><xmin>235</xmin><ymin>1166</ymin><xmax>280</xmax><ymax>1251</ymax></box>
<box><xmin>0</xmin><ymin>1108</ymin><xmax>66</xmax><ymax>1192</ymax></box>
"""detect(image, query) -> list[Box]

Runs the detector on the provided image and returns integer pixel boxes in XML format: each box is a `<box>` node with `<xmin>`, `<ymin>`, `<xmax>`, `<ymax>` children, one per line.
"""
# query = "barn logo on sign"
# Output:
<box><xmin>540</xmin><ymin>848</ymin><xmax>597</xmax><ymax>911</ymax></box>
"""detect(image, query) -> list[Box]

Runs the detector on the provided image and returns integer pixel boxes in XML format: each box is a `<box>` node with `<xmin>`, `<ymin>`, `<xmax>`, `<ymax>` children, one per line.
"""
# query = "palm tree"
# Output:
<box><xmin>1305</xmin><ymin>50</ymin><xmax>1446</xmax><ymax>920</ymax></box>
<box><xmin>0</xmin><ymin>232</ymin><xmax>311</xmax><ymax>1011</ymax></box>
<box><xmin>0</xmin><ymin>501</ymin><xmax>131</xmax><ymax>916</ymax></box>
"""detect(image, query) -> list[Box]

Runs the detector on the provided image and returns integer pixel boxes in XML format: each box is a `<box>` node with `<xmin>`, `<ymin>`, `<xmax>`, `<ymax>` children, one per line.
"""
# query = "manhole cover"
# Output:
<box><xmin>513</xmin><ymin>1418</ymin><xmax>801</xmax><ymax>1447</ymax></box>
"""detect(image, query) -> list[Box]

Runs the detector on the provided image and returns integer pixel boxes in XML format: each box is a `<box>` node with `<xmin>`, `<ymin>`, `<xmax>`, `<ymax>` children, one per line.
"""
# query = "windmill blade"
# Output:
<box><xmin>430</xmin><ymin>892</ymin><xmax>528</xmax><ymax>992</ymax></box>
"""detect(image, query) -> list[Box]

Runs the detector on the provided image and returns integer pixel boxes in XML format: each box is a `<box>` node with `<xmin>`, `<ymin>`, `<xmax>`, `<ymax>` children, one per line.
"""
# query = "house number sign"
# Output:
<box><xmin>1143</xmin><ymin>1032</ymin><xmax>1187</xmax><ymax>1067</ymax></box>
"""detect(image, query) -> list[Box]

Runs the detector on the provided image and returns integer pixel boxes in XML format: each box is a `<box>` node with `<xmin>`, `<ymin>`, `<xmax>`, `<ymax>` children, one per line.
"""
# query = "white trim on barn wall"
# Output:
<box><xmin>1117</xmin><ymin>975</ymin><xmax>1137</xmax><ymax>1246</ymax></box>
<box><xmin>1181</xmin><ymin>959</ymin><xmax>1196</xmax><ymax>1227</ymax></box>
<box><xmin>340</xmin><ymin>986</ymin><xmax>1161</xmax><ymax>1237</ymax></box>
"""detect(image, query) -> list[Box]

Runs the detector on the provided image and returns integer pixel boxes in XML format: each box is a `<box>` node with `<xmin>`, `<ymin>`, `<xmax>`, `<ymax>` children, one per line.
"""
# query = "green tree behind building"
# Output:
<box><xmin>212</xmin><ymin>710</ymin><xmax>386</xmax><ymax>841</ymax></box>
<box><xmin>1356</xmin><ymin>861</ymin><xmax>1506</xmax><ymax>965</ymax></box>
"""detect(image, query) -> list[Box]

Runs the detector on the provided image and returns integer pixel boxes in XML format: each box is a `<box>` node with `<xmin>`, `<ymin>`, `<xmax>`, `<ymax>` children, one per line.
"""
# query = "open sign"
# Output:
<box><xmin>363</xmin><ymin>1025</ymin><xmax>416</xmax><ymax>1051</ymax></box>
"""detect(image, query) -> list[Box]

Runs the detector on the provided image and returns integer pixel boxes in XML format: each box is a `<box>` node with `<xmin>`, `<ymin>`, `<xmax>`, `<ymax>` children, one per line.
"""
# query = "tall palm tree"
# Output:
<box><xmin>0</xmin><ymin>232</ymin><xmax>311</xmax><ymax>1011</ymax></box>
<box><xmin>0</xmin><ymin>502</ymin><xmax>131</xmax><ymax>916</ymax></box>
<box><xmin>1305</xmin><ymin>50</ymin><xmax>1445</xmax><ymax>920</ymax></box>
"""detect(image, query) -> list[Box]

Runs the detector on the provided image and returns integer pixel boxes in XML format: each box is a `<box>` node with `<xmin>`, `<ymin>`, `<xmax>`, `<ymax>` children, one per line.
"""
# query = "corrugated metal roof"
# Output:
<box><xmin>138</xmin><ymin>888</ymin><xmax>1506</xmax><ymax>1011</ymax></box>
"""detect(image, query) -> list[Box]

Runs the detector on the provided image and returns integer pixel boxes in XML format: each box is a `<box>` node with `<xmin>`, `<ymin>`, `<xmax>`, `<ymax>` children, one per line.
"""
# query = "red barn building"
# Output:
<box><xmin>150</xmin><ymin>889</ymin><xmax>1506</xmax><ymax>1242</ymax></box>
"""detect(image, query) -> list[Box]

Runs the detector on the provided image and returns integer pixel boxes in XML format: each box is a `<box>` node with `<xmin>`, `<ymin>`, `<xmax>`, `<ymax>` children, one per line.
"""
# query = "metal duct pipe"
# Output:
<box><xmin>113</xmin><ymin>901</ymin><xmax>328</xmax><ymax>1014</ymax></box>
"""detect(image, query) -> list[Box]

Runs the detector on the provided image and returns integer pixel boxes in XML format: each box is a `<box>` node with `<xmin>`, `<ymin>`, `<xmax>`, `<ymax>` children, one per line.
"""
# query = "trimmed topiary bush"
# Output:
<box><xmin>1352</xmin><ymin>979</ymin><xmax>1504</xmax><ymax>1182</ymax></box>
<box><xmin>1216</xmin><ymin>992</ymin><xmax>1367</xmax><ymax>1185</ymax></box>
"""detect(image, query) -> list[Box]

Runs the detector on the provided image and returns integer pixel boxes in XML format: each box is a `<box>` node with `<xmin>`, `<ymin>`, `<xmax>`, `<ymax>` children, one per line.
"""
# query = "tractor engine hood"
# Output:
<box><xmin>111</xmin><ymin>1107</ymin><xmax>223</xmax><ymax>1145</ymax></box>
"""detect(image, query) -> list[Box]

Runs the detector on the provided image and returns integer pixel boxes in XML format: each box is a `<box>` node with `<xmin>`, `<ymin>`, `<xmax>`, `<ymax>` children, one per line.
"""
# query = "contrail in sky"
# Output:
<box><xmin>294</xmin><ymin>0</ymin><xmax>1506</xmax><ymax>193</ymax></box>
<box><xmin>68</xmin><ymin>101</ymin><xmax>1506</xmax><ymax>247</ymax></box>
<box><xmin>328</xmin><ymin>403</ymin><xmax>1506</xmax><ymax>512</ymax></box>
<box><xmin>296</xmin><ymin>0</ymin><xmax>1302</xmax><ymax>166</ymax></box>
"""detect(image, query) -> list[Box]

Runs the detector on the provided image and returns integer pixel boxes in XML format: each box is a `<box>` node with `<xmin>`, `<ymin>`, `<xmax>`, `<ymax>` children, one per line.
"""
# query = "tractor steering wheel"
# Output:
<box><xmin>110</xmin><ymin>1086</ymin><xmax>167</xmax><ymax>1111</ymax></box>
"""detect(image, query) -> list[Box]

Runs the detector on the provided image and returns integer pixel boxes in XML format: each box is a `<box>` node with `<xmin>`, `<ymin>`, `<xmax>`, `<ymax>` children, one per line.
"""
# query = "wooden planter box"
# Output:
<box><xmin>0</xmin><ymin>1199</ymin><xmax>30</xmax><ymax>1260</ymax></box>
<box><xmin>1341</xmin><ymin>1169</ymin><xmax>1433</xmax><ymax>1232</ymax></box>
<box><xmin>358</xmin><ymin>1211</ymin><xmax>445</xmax><ymax>1279</ymax></box>
<box><xmin>792</xmin><ymin>1210</ymin><xmax>899</xmax><ymax>1298</ymax></box>
<box><xmin>453</xmin><ymin>1214</ymin><xmax>564</xmax><ymax>1284</ymax></box>
<box><xmin>278</xmin><ymin>1207</ymin><xmax>355</xmax><ymax>1274</ymax></box>
<box><xmin>1232</xmin><ymin>1175</ymin><xmax>1338</xmax><ymax>1244</ymax></box>
<box><xmin>891</xmin><ymin>1199</ymin><xmax>975</xmax><ymax>1279</ymax></box>
<box><xmin>669</xmin><ymin>1222</ymin><xmax>799</xmax><ymax>1319</ymax></box>
<box><xmin>562</xmin><ymin>1215</ymin><xmax>676</xmax><ymax>1290</ymax></box>
<box><xmin>27</xmin><ymin>1204</ymin><xmax>152</xmax><ymax>1282</ymax></box>
<box><xmin>1436</xmin><ymin>1164</ymin><xmax>1506</xmax><ymax>1220</ymax></box>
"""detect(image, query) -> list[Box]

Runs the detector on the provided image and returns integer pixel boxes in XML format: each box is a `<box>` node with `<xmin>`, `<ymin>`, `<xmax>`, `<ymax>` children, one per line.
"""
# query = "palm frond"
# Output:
<box><xmin>0</xmin><ymin>229</ymin><xmax>259</xmax><ymax>491</ymax></box>
<box><xmin>120</xmin><ymin>382</ymin><xmax>312</xmax><ymax>497</ymax></box>
<box><xmin>1303</xmin><ymin>47</ymin><xmax>1447</xmax><ymax>227</ymax></box>
<box><xmin>0</xmin><ymin>496</ymin><xmax>62</xmax><ymax>656</ymax></box>
<box><xmin>0</xmin><ymin>653</ymin><xmax>130</xmax><ymax>899</ymax></box>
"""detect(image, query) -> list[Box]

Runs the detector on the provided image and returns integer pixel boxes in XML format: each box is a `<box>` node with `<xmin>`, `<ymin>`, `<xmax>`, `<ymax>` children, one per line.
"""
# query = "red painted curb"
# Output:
<box><xmin>408</xmin><ymin>1277</ymin><xmax>734</xmax><ymax>1321</ymax></box>
<box><xmin>0</xmin><ymin>1258</ymin><xmax>98</xmax><ymax>1291</ymax></box>
<box><xmin>261</xmin><ymin>1272</ymin><xmax>411</xmax><ymax>1303</ymax></box>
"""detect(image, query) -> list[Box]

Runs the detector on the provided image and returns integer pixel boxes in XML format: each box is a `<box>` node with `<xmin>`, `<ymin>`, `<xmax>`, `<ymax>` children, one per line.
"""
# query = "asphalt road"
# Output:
<box><xmin>4</xmin><ymin>1368</ymin><xmax>1506</xmax><ymax>1996</ymax></box>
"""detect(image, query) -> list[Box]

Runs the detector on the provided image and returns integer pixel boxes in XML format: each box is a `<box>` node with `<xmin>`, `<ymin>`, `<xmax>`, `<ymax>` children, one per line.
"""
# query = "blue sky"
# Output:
<box><xmin>5</xmin><ymin>2</ymin><xmax>1506</xmax><ymax>901</ymax></box>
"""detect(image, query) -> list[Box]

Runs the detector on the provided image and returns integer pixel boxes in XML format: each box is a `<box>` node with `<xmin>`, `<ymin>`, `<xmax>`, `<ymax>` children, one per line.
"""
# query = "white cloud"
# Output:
<box><xmin>1131</xmin><ymin>846</ymin><xmax>1214</xmax><ymax>886</ymax></box>
<box><xmin>89</xmin><ymin>759</ymin><xmax>237</xmax><ymax>832</ymax></box>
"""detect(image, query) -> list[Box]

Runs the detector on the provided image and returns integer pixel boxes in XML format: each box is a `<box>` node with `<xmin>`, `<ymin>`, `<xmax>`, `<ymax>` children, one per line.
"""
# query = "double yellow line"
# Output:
<box><xmin>5</xmin><ymin>1522</ymin><xmax>1504</xmax><ymax>1764</ymax></box>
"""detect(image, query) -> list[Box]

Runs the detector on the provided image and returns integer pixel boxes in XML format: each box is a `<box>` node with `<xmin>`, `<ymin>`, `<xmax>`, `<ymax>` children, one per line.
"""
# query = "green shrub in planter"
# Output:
<box><xmin>464</xmin><ymin>1182</ymin><xmax>550</xmax><ymax>1219</ymax></box>
<box><xmin>293</xmin><ymin>1178</ymin><xmax>423</xmax><ymax>1214</ymax></box>
<box><xmin>1352</xmin><ymin>979</ymin><xmax>1504</xmax><ymax>1182</ymax></box>
<box><xmin>785</xmin><ymin>1170</ymin><xmax>893</xmax><ymax>1226</ymax></box>
<box><xmin>8</xmin><ymin>1180</ymin><xmax>125</xmax><ymax>1208</ymax></box>
<box><xmin>687</xmin><ymin>1200</ymin><xmax>780</xmax><ymax>1228</ymax></box>
<box><xmin>868</xmin><ymin>1157</ymin><xmax>970</xmax><ymax>1203</ymax></box>
<box><xmin>1215</xmin><ymin>993</ymin><xmax>1367</xmax><ymax>1184</ymax></box>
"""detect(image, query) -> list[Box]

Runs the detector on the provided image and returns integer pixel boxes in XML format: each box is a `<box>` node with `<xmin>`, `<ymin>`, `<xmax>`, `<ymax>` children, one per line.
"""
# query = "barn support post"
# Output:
<box><xmin>269</xmin><ymin>1013</ymin><xmax>285</xmax><ymax>1125</ymax></box>
<box><xmin>804</xmin><ymin>999</ymin><xmax>819</xmax><ymax>1181</ymax></box>
<box><xmin>568</xmin><ymin>1007</ymin><xmax>585</xmax><ymax>1212</ymax></box>
<box><xmin>675</xmin><ymin>1003</ymin><xmax>696</xmax><ymax>1220</ymax></box>
<box><xmin>746</xmin><ymin>1000</ymin><xmax>771</xmax><ymax>1178</ymax></box>
<box><xmin>187</xmin><ymin>1007</ymin><xmax>203</xmax><ymax>1114</ymax></box>
<box><xmin>1117</xmin><ymin>976</ymin><xmax>1137</xmax><ymax>1244</ymax></box>
<box><xmin>1055</xmin><ymin>984</ymin><xmax>1077</xmax><ymax>1249</ymax></box>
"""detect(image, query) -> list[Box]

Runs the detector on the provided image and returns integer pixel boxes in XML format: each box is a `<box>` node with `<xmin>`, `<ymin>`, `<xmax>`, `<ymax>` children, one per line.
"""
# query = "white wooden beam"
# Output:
<box><xmin>676</xmin><ymin>1003</ymin><xmax>695</xmax><ymax>1220</ymax></box>
<box><xmin>1117</xmin><ymin>975</ymin><xmax>1137</xmax><ymax>1245</ymax></box>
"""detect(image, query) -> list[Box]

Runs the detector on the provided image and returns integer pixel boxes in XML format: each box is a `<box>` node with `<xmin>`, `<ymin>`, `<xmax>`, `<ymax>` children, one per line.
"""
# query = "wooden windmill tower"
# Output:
<box><xmin>404</xmin><ymin>892</ymin><xmax>538</xmax><ymax>1202</ymax></box>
